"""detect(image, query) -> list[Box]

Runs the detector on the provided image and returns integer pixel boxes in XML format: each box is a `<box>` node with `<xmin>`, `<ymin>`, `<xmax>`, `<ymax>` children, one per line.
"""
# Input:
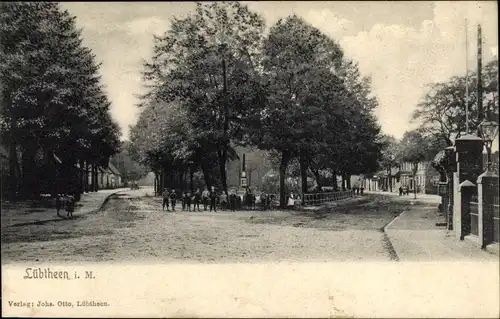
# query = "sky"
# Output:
<box><xmin>61</xmin><ymin>1</ymin><xmax>499</xmax><ymax>141</ymax></box>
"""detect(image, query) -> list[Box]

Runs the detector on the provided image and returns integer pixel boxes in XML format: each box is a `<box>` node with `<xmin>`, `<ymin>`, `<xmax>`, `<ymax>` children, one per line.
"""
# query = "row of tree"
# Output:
<box><xmin>129</xmin><ymin>2</ymin><xmax>384</xmax><ymax>207</ymax></box>
<box><xmin>0</xmin><ymin>2</ymin><xmax>121</xmax><ymax>200</ymax></box>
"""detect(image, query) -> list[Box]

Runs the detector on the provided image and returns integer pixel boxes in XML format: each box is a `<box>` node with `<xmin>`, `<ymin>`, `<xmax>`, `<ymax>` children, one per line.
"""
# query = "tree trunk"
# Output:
<box><xmin>341</xmin><ymin>175</ymin><xmax>346</xmax><ymax>191</ymax></box>
<box><xmin>201</xmin><ymin>160</ymin><xmax>211</xmax><ymax>188</ymax></box>
<box><xmin>161</xmin><ymin>167</ymin><xmax>165</xmax><ymax>191</ymax></box>
<box><xmin>84</xmin><ymin>161</ymin><xmax>89</xmax><ymax>193</ymax></box>
<box><xmin>153</xmin><ymin>172</ymin><xmax>157</xmax><ymax>195</ymax></box>
<box><xmin>179</xmin><ymin>168</ymin><xmax>185</xmax><ymax>191</ymax></box>
<box><xmin>45</xmin><ymin>148</ymin><xmax>57</xmax><ymax>198</ymax></box>
<box><xmin>218</xmin><ymin>150</ymin><xmax>228</xmax><ymax>193</ymax></box>
<box><xmin>21</xmin><ymin>146</ymin><xmax>38</xmax><ymax>199</ymax></box>
<box><xmin>310</xmin><ymin>169</ymin><xmax>322</xmax><ymax>191</ymax></box>
<box><xmin>94</xmin><ymin>164</ymin><xmax>99</xmax><ymax>192</ymax></box>
<box><xmin>190</xmin><ymin>168</ymin><xmax>194</xmax><ymax>192</ymax></box>
<box><xmin>299</xmin><ymin>151</ymin><xmax>308</xmax><ymax>194</ymax></box>
<box><xmin>347</xmin><ymin>175</ymin><xmax>351</xmax><ymax>189</ymax></box>
<box><xmin>79</xmin><ymin>158</ymin><xmax>85</xmax><ymax>196</ymax></box>
<box><xmin>279</xmin><ymin>151</ymin><xmax>290</xmax><ymax>208</ymax></box>
<box><xmin>332</xmin><ymin>170</ymin><xmax>338</xmax><ymax>191</ymax></box>
<box><xmin>412</xmin><ymin>162</ymin><xmax>418</xmax><ymax>199</ymax></box>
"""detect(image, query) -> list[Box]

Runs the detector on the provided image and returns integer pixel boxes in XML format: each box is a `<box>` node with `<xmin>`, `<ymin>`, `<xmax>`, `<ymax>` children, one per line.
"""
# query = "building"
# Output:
<box><xmin>362</xmin><ymin>161</ymin><xmax>440</xmax><ymax>194</ymax></box>
<box><xmin>226</xmin><ymin>146</ymin><xmax>273</xmax><ymax>190</ymax></box>
<box><xmin>91</xmin><ymin>161</ymin><xmax>123</xmax><ymax>190</ymax></box>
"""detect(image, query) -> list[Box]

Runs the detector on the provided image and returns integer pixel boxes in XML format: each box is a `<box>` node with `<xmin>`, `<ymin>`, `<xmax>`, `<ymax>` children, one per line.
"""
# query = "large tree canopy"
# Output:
<box><xmin>412</xmin><ymin>58</ymin><xmax>499</xmax><ymax>145</ymax></box>
<box><xmin>0</xmin><ymin>2</ymin><xmax>120</xmax><ymax>199</ymax></box>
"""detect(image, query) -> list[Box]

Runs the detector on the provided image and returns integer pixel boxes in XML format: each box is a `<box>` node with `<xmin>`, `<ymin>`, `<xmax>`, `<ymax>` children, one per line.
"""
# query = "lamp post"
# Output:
<box><xmin>479</xmin><ymin>120</ymin><xmax>499</xmax><ymax>171</ymax></box>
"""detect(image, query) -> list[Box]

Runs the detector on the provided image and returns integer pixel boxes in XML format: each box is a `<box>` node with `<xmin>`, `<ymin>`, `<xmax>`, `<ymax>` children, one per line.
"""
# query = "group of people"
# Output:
<box><xmin>162</xmin><ymin>187</ymin><xmax>218</xmax><ymax>212</ymax></box>
<box><xmin>160</xmin><ymin>187</ymin><xmax>278</xmax><ymax>212</ymax></box>
<box><xmin>55</xmin><ymin>193</ymin><xmax>76</xmax><ymax>218</ymax></box>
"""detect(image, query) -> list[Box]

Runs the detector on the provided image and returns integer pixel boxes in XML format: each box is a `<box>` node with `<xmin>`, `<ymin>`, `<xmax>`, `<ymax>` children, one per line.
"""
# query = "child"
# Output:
<box><xmin>162</xmin><ymin>188</ymin><xmax>170</xmax><ymax>211</ymax></box>
<box><xmin>170</xmin><ymin>189</ymin><xmax>177</xmax><ymax>211</ymax></box>
<box><xmin>181</xmin><ymin>192</ymin><xmax>187</xmax><ymax>211</ymax></box>
<box><xmin>193</xmin><ymin>188</ymin><xmax>201</xmax><ymax>211</ymax></box>
<box><xmin>56</xmin><ymin>193</ymin><xmax>64</xmax><ymax>217</ymax></box>
<box><xmin>202</xmin><ymin>187</ymin><xmax>210</xmax><ymax>211</ymax></box>
<box><xmin>65</xmin><ymin>193</ymin><xmax>75</xmax><ymax>218</ymax></box>
<box><xmin>209</xmin><ymin>186</ymin><xmax>217</xmax><ymax>212</ymax></box>
<box><xmin>219</xmin><ymin>192</ymin><xmax>228</xmax><ymax>211</ymax></box>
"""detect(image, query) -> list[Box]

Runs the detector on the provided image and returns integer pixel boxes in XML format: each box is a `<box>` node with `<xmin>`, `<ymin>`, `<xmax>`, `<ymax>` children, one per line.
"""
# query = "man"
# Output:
<box><xmin>186</xmin><ymin>191</ymin><xmax>192</xmax><ymax>212</ymax></box>
<box><xmin>209</xmin><ymin>186</ymin><xmax>217</xmax><ymax>212</ymax></box>
<box><xmin>181</xmin><ymin>191</ymin><xmax>187</xmax><ymax>211</ymax></box>
<box><xmin>193</xmin><ymin>188</ymin><xmax>201</xmax><ymax>211</ymax></box>
<box><xmin>162</xmin><ymin>188</ymin><xmax>170</xmax><ymax>211</ymax></box>
<box><xmin>202</xmin><ymin>187</ymin><xmax>210</xmax><ymax>211</ymax></box>
<box><xmin>229</xmin><ymin>190</ymin><xmax>236</xmax><ymax>212</ymax></box>
<box><xmin>170</xmin><ymin>189</ymin><xmax>177</xmax><ymax>211</ymax></box>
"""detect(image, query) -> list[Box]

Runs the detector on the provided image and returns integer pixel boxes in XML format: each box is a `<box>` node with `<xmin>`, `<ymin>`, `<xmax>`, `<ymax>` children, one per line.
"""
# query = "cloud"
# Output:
<box><xmin>326</xmin><ymin>1</ymin><xmax>498</xmax><ymax>139</ymax></box>
<box><xmin>65</xmin><ymin>2</ymin><xmax>498</xmax><ymax>141</ymax></box>
<box><xmin>120</xmin><ymin>16</ymin><xmax>170</xmax><ymax>37</ymax></box>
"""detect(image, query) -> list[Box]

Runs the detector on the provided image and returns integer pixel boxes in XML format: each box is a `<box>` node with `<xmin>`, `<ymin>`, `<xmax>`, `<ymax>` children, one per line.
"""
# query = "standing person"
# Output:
<box><xmin>186</xmin><ymin>191</ymin><xmax>192</xmax><ymax>212</ymax></box>
<box><xmin>399</xmin><ymin>186</ymin><xmax>403</xmax><ymax>196</ymax></box>
<box><xmin>181</xmin><ymin>191</ymin><xmax>187</xmax><ymax>211</ymax></box>
<box><xmin>229</xmin><ymin>190</ymin><xmax>236</xmax><ymax>212</ymax></box>
<box><xmin>219</xmin><ymin>191</ymin><xmax>228</xmax><ymax>211</ymax></box>
<box><xmin>56</xmin><ymin>193</ymin><xmax>64</xmax><ymax>217</ymax></box>
<box><xmin>162</xmin><ymin>188</ymin><xmax>170</xmax><ymax>211</ymax></box>
<box><xmin>193</xmin><ymin>188</ymin><xmax>201</xmax><ymax>211</ymax></box>
<box><xmin>170</xmin><ymin>189</ymin><xmax>177</xmax><ymax>211</ymax></box>
<box><xmin>65</xmin><ymin>193</ymin><xmax>75</xmax><ymax>218</ymax></box>
<box><xmin>209</xmin><ymin>186</ymin><xmax>217</xmax><ymax>212</ymax></box>
<box><xmin>202</xmin><ymin>187</ymin><xmax>210</xmax><ymax>211</ymax></box>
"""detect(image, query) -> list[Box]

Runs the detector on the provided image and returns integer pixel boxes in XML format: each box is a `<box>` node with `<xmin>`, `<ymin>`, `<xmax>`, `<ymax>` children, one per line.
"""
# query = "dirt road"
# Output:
<box><xmin>2</xmin><ymin>189</ymin><xmax>410</xmax><ymax>264</ymax></box>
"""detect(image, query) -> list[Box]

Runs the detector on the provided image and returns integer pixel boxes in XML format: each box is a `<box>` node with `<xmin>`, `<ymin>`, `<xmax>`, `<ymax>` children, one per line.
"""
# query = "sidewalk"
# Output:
<box><xmin>364</xmin><ymin>190</ymin><xmax>441</xmax><ymax>204</ymax></box>
<box><xmin>1</xmin><ymin>188</ymin><xmax>128</xmax><ymax>228</ymax></box>
<box><xmin>384</xmin><ymin>202</ymin><xmax>499</xmax><ymax>261</ymax></box>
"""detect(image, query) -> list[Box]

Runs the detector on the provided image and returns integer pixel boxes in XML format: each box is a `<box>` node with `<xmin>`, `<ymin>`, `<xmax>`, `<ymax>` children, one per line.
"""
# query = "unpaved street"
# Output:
<box><xmin>1</xmin><ymin>189</ymin><xmax>409</xmax><ymax>264</ymax></box>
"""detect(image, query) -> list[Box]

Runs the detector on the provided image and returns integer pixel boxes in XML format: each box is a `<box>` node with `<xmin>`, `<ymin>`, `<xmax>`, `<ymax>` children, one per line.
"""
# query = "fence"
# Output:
<box><xmin>302</xmin><ymin>190</ymin><xmax>354</xmax><ymax>206</ymax></box>
<box><xmin>470</xmin><ymin>194</ymin><xmax>479</xmax><ymax>236</ymax></box>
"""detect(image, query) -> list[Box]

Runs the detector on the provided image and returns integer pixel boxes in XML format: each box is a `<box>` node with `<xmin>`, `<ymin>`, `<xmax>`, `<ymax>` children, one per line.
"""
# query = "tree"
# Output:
<box><xmin>0</xmin><ymin>2</ymin><xmax>120</xmax><ymax>199</ymax></box>
<box><xmin>141</xmin><ymin>1</ymin><xmax>266</xmax><ymax>193</ymax></box>
<box><xmin>110</xmin><ymin>141</ymin><xmax>148</xmax><ymax>184</ymax></box>
<box><xmin>397</xmin><ymin>129</ymin><xmax>433</xmax><ymax>199</ymax></box>
<box><xmin>412</xmin><ymin>58</ymin><xmax>499</xmax><ymax>146</ymax></box>
<box><xmin>379</xmin><ymin>134</ymin><xmax>399</xmax><ymax>192</ymax></box>
<box><xmin>256</xmin><ymin>15</ymin><xmax>347</xmax><ymax>206</ymax></box>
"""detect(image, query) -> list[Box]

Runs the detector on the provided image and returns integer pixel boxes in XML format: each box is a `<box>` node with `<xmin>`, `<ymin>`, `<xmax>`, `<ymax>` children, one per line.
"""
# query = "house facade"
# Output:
<box><xmin>87</xmin><ymin>161</ymin><xmax>123</xmax><ymax>190</ymax></box>
<box><xmin>362</xmin><ymin>161</ymin><xmax>440</xmax><ymax>194</ymax></box>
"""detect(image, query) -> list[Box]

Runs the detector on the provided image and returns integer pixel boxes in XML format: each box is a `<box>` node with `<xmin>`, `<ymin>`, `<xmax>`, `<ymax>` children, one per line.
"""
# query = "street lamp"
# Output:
<box><xmin>479</xmin><ymin>119</ymin><xmax>499</xmax><ymax>171</ymax></box>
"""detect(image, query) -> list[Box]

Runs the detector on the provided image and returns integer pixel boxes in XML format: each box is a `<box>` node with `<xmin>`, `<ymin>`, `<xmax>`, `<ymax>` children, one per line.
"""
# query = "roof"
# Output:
<box><xmin>108</xmin><ymin>163</ymin><xmax>121</xmax><ymax>176</ymax></box>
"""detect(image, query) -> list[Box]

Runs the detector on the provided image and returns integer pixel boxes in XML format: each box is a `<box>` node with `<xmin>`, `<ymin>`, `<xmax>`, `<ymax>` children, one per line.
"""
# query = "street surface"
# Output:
<box><xmin>2</xmin><ymin>188</ymin><xmax>405</xmax><ymax>263</ymax></box>
<box><xmin>2</xmin><ymin>188</ymin><xmax>497</xmax><ymax>263</ymax></box>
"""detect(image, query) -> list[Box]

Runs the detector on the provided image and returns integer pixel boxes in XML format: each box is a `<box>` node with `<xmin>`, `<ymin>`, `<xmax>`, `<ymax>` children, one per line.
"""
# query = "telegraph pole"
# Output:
<box><xmin>465</xmin><ymin>19</ymin><xmax>470</xmax><ymax>134</ymax></box>
<box><xmin>477</xmin><ymin>24</ymin><xmax>483</xmax><ymax>130</ymax></box>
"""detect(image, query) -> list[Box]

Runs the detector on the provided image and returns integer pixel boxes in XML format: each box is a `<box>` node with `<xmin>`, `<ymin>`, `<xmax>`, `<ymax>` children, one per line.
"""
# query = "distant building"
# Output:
<box><xmin>91</xmin><ymin>161</ymin><xmax>123</xmax><ymax>190</ymax></box>
<box><xmin>226</xmin><ymin>146</ymin><xmax>273</xmax><ymax>190</ymax></box>
<box><xmin>362</xmin><ymin>161</ymin><xmax>440</xmax><ymax>194</ymax></box>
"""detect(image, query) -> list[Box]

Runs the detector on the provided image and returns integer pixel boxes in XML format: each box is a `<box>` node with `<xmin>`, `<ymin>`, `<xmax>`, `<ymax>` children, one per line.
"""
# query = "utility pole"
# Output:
<box><xmin>465</xmin><ymin>19</ymin><xmax>470</xmax><ymax>135</ymax></box>
<box><xmin>477</xmin><ymin>24</ymin><xmax>483</xmax><ymax>132</ymax></box>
